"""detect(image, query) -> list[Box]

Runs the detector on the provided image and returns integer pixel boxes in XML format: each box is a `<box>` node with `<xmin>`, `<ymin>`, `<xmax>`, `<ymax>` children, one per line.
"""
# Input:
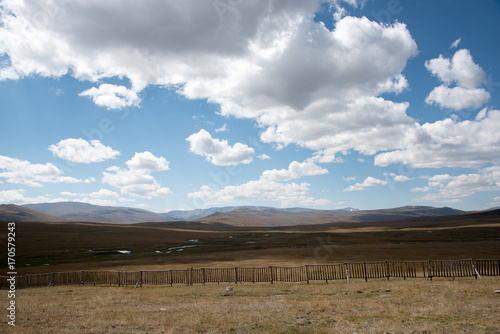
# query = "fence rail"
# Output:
<box><xmin>1</xmin><ymin>259</ymin><xmax>498</xmax><ymax>290</ymax></box>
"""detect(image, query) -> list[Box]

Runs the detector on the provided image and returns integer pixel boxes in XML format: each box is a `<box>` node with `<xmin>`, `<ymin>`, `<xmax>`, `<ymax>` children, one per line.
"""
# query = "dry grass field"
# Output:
<box><xmin>1</xmin><ymin>278</ymin><xmax>499</xmax><ymax>333</ymax></box>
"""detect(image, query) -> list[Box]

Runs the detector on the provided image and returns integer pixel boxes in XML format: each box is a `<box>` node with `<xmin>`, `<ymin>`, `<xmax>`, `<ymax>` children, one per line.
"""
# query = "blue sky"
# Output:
<box><xmin>1</xmin><ymin>0</ymin><xmax>500</xmax><ymax>213</ymax></box>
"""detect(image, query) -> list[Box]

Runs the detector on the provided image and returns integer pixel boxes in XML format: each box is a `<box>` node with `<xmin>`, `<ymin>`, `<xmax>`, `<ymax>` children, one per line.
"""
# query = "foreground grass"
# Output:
<box><xmin>2</xmin><ymin>278</ymin><xmax>499</xmax><ymax>333</ymax></box>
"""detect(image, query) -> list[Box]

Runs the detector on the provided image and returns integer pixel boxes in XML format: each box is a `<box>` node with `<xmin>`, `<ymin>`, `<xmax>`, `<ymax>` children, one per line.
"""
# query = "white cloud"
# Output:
<box><xmin>2</xmin><ymin>1</ymin><xmax>499</xmax><ymax>178</ymax></box>
<box><xmin>389</xmin><ymin>173</ymin><xmax>414</xmax><ymax>182</ymax></box>
<box><xmin>188</xmin><ymin>179</ymin><xmax>330</xmax><ymax>208</ymax></box>
<box><xmin>188</xmin><ymin>156</ymin><xmax>331</xmax><ymax>207</ymax></box>
<box><xmin>411</xmin><ymin>186</ymin><xmax>430</xmax><ymax>193</ymax></box>
<box><xmin>374</xmin><ymin>108</ymin><xmax>500</xmax><ymax>168</ymax></box>
<box><xmin>450</xmin><ymin>38</ymin><xmax>461</xmax><ymax>49</ymax></box>
<box><xmin>426</xmin><ymin>49</ymin><xmax>486</xmax><ymax>89</ymax></box>
<box><xmin>413</xmin><ymin>166</ymin><xmax>500</xmax><ymax>203</ymax></box>
<box><xmin>0</xmin><ymin>189</ymin><xmax>67</xmax><ymax>205</ymax></box>
<box><xmin>257</xmin><ymin>154</ymin><xmax>271</xmax><ymax>160</ymax></box>
<box><xmin>425</xmin><ymin>85</ymin><xmax>490</xmax><ymax>110</ymax></box>
<box><xmin>489</xmin><ymin>196</ymin><xmax>500</xmax><ymax>208</ymax></box>
<box><xmin>261</xmin><ymin>159</ymin><xmax>328</xmax><ymax>182</ymax></box>
<box><xmin>49</xmin><ymin>138</ymin><xmax>120</xmax><ymax>163</ymax></box>
<box><xmin>0</xmin><ymin>155</ymin><xmax>95</xmax><ymax>187</ymax></box>
<box><xmin>215</xmin><ymin>123</ymin><xmax>228</xmax><ymax>132</ymax></box>
<box><xmin>425</xmin><ymin>49</ymin><xmax>490</xmax><ymax>110</ymax></box>
<box><xmin>126</xmin><ymin>151</ymin><xmax>170</xmax><ymax>171</ymax></box>
<box><xmin>186</xmin><ymin>129</ymin><xmax>254</xmax><ymax>166</ymax></box>
<box><xmin>61</xmin><ymin>189</ymin><xmax>133</xmax><ymax>206</ymax></box>
<box><xmin>0</xmin><ymin>2</ymin><xmax>418</xmax><ymax>161</ymax></box>
<box><xmin>344</xmin><ymin>176</ymin><xmax>387</xmax><ymax>191</ymax></box>
<box><xmin>102</xmin><ymin>152</ymin><xmax>171</xmax><ymax>199</ymax></box>
<box><xmin>79</xmin><ymin>84</ymin><xmax>140</xmax><ymax>110</ymax></box>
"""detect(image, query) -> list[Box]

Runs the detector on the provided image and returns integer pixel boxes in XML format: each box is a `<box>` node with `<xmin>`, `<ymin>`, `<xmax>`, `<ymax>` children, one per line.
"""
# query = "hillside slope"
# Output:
<box><xmin>0</xmin><ymin>204</ymin><xmax>62</xmax><ymax>222</ymax></box>
<box><xmin>23</xmin><ymin>202</ymin><xmax>172</xmax><ymax>224</ymax></box>
<box><xmin>195</xmin><ymin>206</ymin><xmax>465</xmax><ymax>227</ymax></box>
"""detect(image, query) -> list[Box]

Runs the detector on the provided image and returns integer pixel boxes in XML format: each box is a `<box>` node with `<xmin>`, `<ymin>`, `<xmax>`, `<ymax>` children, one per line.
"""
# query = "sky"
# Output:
<box><xmin>0</xmin><ymin>0</ymin><xmax>500</xmax><ymax>213</ymax></box>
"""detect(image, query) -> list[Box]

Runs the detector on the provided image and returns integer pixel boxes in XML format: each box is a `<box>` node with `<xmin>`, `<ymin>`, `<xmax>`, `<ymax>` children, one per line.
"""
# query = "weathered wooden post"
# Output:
<box><xmin>363</xmin><ymin>262</ymin><xmax>368</xmax><ymax>282</ymax></box>
<box><xmin>345</xmin><ymin>263</ymin><xmax>349</xmax><ymax>283</ymax></box>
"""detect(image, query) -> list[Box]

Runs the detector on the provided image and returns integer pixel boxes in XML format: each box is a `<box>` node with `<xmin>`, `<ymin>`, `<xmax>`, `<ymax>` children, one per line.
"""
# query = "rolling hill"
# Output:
<box><xmin>22</xmin><ymin>202</ymin><xmax>172</xmax><ymax>224</ymax></box>
<box><xmin>0</xmin><ymin>204</ymin><xmax>62</xmax><ymax>222</ymax></box>
<box><xmin>0</xmin><ymin>201</ymin><xmax>465</xmax><ymax>226</ymax></box>
<box><xmin>194</xmin><ymin>206</ymin><xmax>465</xmax><ymax>227</ymax></box>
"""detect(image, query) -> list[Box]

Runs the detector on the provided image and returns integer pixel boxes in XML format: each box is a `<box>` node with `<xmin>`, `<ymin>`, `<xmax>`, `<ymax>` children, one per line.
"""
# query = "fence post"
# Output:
<box><xmin>363</xmin><ymin>262</ymin><xmax>368</xmax><ymax>282</ymax></box>
<box><xmin>471</xmin><ymin>259</ymin><xmax>481</xmax><ymax>280</ymax></box>
<box><xmin>202</xmin><ymin>268</ymin><xmax>205</xmax><ymax>285</ymax></box>
<box><xmin>170</xmin><ymin>270</ymin><xmax>173</xmax><ymax>287</ymax></box>
<box><xmin>235</xmin><ymin>267</ymin><xmax>239</xmax><ymax>284</ymax></box>
<box><xmin>305</xmin><ymin>265</ymin><xmax>310</xmax><ymax>284</ymax></box>
<box><xmin>269</xmin><ymin>266</ymin><xmax>274</xmax><ymax>284</ymax></box>
<box><xmin>345</xmin><ymin>263</ymin><xmax>349</xmax><ymax>283</ymax></box>
<box><xmin>140</xmin><ymin>271</ymin><xmax>143</xmax><ymax>287</ymax></box>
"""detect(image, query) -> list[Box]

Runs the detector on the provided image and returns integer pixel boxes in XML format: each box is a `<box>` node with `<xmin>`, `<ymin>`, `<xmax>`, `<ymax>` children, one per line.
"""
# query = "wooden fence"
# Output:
<box><xmin>1</xmin><ymin>259</ymin><xmax>498</xmax><ymax>290</ymax></box>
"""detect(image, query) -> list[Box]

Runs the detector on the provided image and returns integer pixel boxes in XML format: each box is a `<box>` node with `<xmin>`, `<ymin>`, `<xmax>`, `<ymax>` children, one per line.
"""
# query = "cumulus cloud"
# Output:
<box><xmin>0</xmin><ymin>155</ymin><xmax>95</xmax><ymax>187</ymax></box>
<box><xmin>125</xmin><ymin>151</ymin><xmax>170</xmax><ymax>171</ymax></box>
<box><xmin>188</xmin><ymin>180</ymin><xmax>330</xmax><ymax>208</ymax></box>
<box><xmin>61</xmin><ymin>188</ymin><xmax>133</xmax><ymax>206</ymax></box>
<box><xmin>261</xmin><ymin>159</ymin><xmax>328</xmax><ymax>182</ymax></box>
<box><xmin>374</xmin><ymin>108</ymin><xmax>500</xmax><ymax>168</ymax></box>
<box><xmin>49</xmin><ymin>138</ymin><xmax>120</xmax><ymax>163</ymax></box>
<box><xmin>426</xmin><ymin>85</ymin><xmax>490</xmax><ymax>110</ymax></box>
<box><xmin>102</xmin><ymin>152</ymin><xmax>171</xmax><ymax>198</ymax></box>
<box><xmin>188</xmin><ymin>157</ymin><xmax>331</xmax><ymax>207</ymax></box>
<box><xmin>425</xmin><ymin>49</ymin><xmax>490</xmax><ymax>110</ymax></box>
<box><xmin>186</xmin><ymin>129</ymin><xmax>254</xmax><ymax>166</ymax></box>
<box><xmin>389</xmin><ymin>173</ymin><xmax>414</xmax><ymax>182</ymax></box>
<box><xmin>257</xmin><ymin>154</ymin><xmax>271</xmax><ymax>160</ymax></box>
<box><xmin>0</xmin><ymin>189</ymin><xmax>67</xmax><ymax>205</ymax></box>
<box><xmin>413</xmin><ymin>166</ymin><xmax>500</xmax><ymax>203</ymax></box>
<box><xmin>79</xmin><ymin>84</ymin><xmax>141</xmax><ymax>110</ymax></box>
<box><xmin>344</xmin><ymin>176</ymin><xmax>387</xmax><ymax>191</ymax></box>
<box><xmin>0</xmin><ymin>1</ymin><xmax>418</xmax><ymax>160</ymax></box>
<box><xmin>2</xmin><ymin>0</ymin><xmax>499</xmax><ymax>203</ymax></box>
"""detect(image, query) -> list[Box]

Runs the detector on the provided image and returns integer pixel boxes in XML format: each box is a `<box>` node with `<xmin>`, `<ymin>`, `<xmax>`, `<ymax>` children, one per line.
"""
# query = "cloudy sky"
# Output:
<box><xmin>1</xmin><ymin>0</ymin><xmax>499</xmax><ymax>213</ymax></box>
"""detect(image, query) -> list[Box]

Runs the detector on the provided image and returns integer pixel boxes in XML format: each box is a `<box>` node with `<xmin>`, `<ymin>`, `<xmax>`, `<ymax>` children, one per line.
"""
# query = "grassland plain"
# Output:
<box><xmin>1</xmin><ymin>278</ymin><xmax>499</xmax><ymax>333</ymax></box>
<box><xmin>2</xmin><ymin>210</ymin><xmax>500</xmax><ymax>274</ymax></box>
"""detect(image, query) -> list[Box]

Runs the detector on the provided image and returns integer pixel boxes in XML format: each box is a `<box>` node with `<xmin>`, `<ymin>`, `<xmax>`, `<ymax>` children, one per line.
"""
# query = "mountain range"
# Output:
<box><xmin>0</xmin><ymin>201</ymin><xmax>467</xmax><ymax>226</ymax></box>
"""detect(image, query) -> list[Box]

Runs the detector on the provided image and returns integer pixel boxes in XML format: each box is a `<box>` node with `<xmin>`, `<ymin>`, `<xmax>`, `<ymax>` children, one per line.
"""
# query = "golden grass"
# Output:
<box><xmin>2</xmin><ymin>277</ymin><xmax>499</xmax><ymax>333</ymax></box>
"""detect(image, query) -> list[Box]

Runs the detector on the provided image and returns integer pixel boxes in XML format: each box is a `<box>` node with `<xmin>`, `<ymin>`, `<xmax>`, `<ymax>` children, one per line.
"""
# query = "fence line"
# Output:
<box><xmin>1</xmin><ymin>259</ymin><xmax>498</xmax><ymax>290</ymax></box>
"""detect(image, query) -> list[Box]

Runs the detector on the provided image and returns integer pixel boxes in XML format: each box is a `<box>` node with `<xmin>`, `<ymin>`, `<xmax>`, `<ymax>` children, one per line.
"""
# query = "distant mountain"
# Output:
<box><xmin>23</xmin><ymin>202</ymin><xmax>172</xmax><ymax>224</ymax></box>
<box><xmin>2</xmin><ymin>202</ymin><xmax>464</xmax><ymax>226</ymax></box>
<box><xmin>0</xmin><ymin>204</ymin><xmax>62</xmax><ymax>222</ymax></box>
<box><xmin>163</xmin><ymin>206</ymin><xmax>276</xmax><ymax>221</ymax></box>
<box><xmin>162</xmin><ymin>206</ymin><xmax>359</xmax><ymax>220</ymax></box>
<box><xmin>195</xmin><ymin>205</ymin><xmax>465</xmax><ymax>227</ymax></box>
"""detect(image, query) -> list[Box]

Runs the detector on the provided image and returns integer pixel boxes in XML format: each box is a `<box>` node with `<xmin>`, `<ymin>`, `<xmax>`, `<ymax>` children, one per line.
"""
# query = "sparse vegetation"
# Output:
<box><xmin>2</xmin><ymin>278</ymin><xmax>499</xmax><ymax>333</ymax></box>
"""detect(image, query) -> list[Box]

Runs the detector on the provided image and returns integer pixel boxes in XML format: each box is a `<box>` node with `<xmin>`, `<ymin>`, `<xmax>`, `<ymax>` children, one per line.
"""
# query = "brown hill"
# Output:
<box><xmin>195</xmin><ymin>206</ymin><xmax>464</xmax><ymax>227</ymax></box>
<box><xmin>22</xmin><ymin>202</ymin><xmax>173</xmax><ymax>224</ymax></box>
<box><xmin>0</xmin><ymin>204</ymin><xmax>62</xmax><ymax>222</ymax></box>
